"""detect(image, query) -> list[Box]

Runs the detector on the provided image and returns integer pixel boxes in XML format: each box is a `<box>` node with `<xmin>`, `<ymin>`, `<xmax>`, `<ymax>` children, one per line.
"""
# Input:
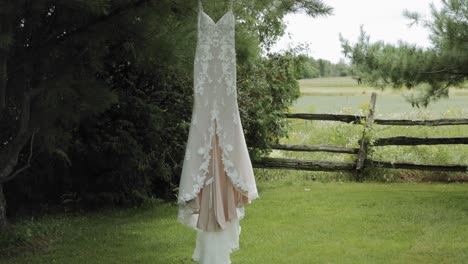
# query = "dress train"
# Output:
<box><xmin>191</xmin><ymin>122</ymin><xmax>247</xmax><ymax>264</ymax></box>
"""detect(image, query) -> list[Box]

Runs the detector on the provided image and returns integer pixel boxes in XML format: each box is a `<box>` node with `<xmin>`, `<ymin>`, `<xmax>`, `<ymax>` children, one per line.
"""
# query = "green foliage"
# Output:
<box><xmin>238</xmin><ymin>51</ymin><xmax>302</xmax><ymax>159</ymax></box>
<box><xmin>298</xmin><ymin>55</ymin><xmax>351</xmax><ymax>79</ymax></box>
<box><xmin>340</xmin><ymin>0</ymin><xmax>468</xmax><ymax>107</ymax></box>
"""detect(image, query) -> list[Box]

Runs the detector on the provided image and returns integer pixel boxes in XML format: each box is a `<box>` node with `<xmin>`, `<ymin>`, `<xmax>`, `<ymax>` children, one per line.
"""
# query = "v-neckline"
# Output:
<box><xmin>201</xmin><ymin>9</ymin><xmax>232</xmax><ymax>25</ymax></box>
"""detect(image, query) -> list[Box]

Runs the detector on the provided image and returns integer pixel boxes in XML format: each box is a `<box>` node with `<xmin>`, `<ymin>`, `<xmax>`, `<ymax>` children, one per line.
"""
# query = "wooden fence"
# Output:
<box><xmin>252</xmin><ymin>93</ymin><xmax>468</xmax><ymax>180</ymax></box>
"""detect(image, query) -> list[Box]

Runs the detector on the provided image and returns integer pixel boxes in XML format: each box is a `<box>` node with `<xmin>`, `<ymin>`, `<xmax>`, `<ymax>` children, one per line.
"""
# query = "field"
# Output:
<box><xmin>1</xmin><ymin>77</ymin><xmax>467</xmax><ymax>263</ymax></box>
<box><xmin>299</xmin><ymin>77</ymin><xmax>468</xmax><ymax>95</ymax></box>
<box><xmin>296</xmin><ymin>77</ymin><xmax>468</xmax><ymax>115</ymax></box>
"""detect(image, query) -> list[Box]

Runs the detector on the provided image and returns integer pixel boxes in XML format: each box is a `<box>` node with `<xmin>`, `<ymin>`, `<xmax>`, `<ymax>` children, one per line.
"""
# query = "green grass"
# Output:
<box><xmin>299</xmin><ymin>76</ymin><xmax>362</xmax><ymax>88</ymax></box>
<box><xmin>293</xmin><ymin>94</ymin><xmax>468</xmax><ymax>115</ymax></box>
<box><xmin>294</xmin><ymin>77</ymin><xmax>468</xmax><ymax>115</ymax></box>
<box><xmin>298</xmin><ymin>77</ymin><xmax>377</xmax><ymax>96</ymax></box>
<box><xmin>2</xmin><ymin>182</ymin><xmax>468</xmax><ymax>263</ymax></box>
<box><xmin>298</xmin><ymin>77</ymin><xmax>468</xmax><ymax>96</ymax></box>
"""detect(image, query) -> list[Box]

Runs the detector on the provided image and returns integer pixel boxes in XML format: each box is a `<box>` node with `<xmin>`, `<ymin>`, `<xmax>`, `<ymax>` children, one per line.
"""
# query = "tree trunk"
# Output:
<box><xmin>0</xmin><ymin>89</ymin><xmax>36</xmax><ymax>181</ymax></box>
<box><xmin>0</xmin><ymin>88</ymin><xmax>41</xmax><ymax>229</ymax></box>
<box><xmin>0</xmin><ymin>9</ymin><xmax>11</xmax><ymax>116</ymax></box>
<box><xmin>0</xmin><ymin>50</ymin><xmax>6</xmax><ymax>112</ymax></box>
<box><xmin>0</xmin><ymin>183</ymin><xmax>7</xmax><ymax>230</ymax></box>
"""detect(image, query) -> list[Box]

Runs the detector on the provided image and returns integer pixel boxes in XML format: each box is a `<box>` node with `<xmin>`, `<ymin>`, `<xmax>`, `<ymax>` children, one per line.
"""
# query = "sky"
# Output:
<box><xmin>271</xmin><ymin>0</ymin><xmax>440</xmax><ymax>63</ymax></box>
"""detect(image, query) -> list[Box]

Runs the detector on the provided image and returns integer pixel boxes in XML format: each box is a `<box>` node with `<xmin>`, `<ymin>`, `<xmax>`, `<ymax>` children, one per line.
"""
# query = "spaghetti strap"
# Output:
<box><xmin>228</xmin><ymin>0</ymin><xmax>234</xmax><ymax>10</ymax></box>
<box><xmin>198</xmin><ymin>0</ymin><xmax>203</xmax><ymax>11</ymax></box>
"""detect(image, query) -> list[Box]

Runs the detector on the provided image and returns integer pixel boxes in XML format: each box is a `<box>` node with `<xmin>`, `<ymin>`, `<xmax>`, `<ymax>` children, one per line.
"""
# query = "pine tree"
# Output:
<box><xmin>0</xmin><ymin>0</ymin><xmax>155</xmax><ymax>229</ymax></box>
<box><xmin>340</xmin><ymin>0</ymin><xmax>467</xmax><ymax>107</ymax></box>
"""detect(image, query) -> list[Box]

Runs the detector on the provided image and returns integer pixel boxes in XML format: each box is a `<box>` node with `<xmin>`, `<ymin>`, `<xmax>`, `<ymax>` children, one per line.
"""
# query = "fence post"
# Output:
<box><xmin>355</xmin><ymin>92</ymin><xmax>377</xmax><ymax>181</ymax></box>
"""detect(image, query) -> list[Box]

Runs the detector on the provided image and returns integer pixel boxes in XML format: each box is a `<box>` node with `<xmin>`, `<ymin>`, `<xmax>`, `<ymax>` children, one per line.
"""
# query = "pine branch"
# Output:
<box><xmin>46</xmin><ymin>0</ymin><xmax>152</xmax><ymax>48</ymax></box>
<box><xmin>11</xmin><ymin>0</ymin><xmax>153</xmax><ymax>74</ymax></box>
<box><xmin>421</xmin><ymin>65</ymin><xmax>461</xmax><ymax>74</ymax></box>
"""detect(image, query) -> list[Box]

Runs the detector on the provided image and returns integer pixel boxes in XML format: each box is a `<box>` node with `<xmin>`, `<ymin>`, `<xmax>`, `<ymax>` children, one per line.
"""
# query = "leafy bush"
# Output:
<box><xmin>238</xmin><ymin>51</ymin><xmax>302</xmax><ymax>159</ymax></box>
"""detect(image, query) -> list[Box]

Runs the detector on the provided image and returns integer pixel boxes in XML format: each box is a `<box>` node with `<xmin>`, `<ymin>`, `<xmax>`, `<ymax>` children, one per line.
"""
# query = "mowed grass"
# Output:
<box><xmin>294</xmin><ymin>94</ymin><xmax>468</xmax><ymax>115</ymax></box>
<box><xmin>1</xmin><ymin>181</ymin><xmax>468</xmax><ymax>264</ymax></box>
<box><xmin>299</xmin><ymin>76</ymin><xmax>362</xmax><ymax>88</ymax></box>
<box><xmin>299</xmin><ymin>77</ymin><xmax>377</xmax><ymax>96</ymax></box>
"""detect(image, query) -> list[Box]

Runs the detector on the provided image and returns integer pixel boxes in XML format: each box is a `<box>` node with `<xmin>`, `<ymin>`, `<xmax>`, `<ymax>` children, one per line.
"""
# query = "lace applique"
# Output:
<box><xmin>219</xmin><ymin>44</ymin><xmax>236</xmax><ymax>96</ymax></box>
<box><xmin>178</xmin><ymin>107</ymin><xmax>252</xmax><ymax>205</ymax></box>
<box><xmin>177</xmin><ymin>201</ymin><xmax>197</xmax><ymax>227</ymax></box>
<box><xmin>196</xmin><ymin>10</ymin><xmax>236</xmax><ymax>97</ymax></box>
<box><xmin>232</xmin><ymin>112</ymin><xmax>239</xmax><ymax>125</ymax></box>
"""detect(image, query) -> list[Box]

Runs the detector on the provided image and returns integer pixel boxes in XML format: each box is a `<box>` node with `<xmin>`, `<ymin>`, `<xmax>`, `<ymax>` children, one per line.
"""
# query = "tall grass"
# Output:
<box><xmin>267</xmin><ymin>104</ymin><xmax>468</xmax><ymax>183</ymax></box>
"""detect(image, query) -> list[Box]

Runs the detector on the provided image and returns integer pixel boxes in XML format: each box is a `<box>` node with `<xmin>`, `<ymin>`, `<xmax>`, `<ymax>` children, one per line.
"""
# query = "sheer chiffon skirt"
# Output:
<box><xmin>191</xmin><ymin>122</ymin><xmax>248</xmax><ymax>264</ymax></box>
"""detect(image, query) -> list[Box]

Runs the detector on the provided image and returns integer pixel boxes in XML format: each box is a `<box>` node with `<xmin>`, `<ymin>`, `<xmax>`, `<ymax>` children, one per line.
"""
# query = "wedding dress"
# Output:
<box><xmin>177</xmin><ymin>0</ymin><xmax>259</xmax><ymax>263</ymax></box>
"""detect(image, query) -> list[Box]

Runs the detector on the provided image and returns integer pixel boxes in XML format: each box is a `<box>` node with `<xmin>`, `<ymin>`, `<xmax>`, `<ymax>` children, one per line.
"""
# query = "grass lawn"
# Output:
<box><xmin>2</xmin><ymin>181</ymin><xmax>468</xmax><ymax>264</ymax></box>
<box><xmin>299</xmin><ymin>77</ymin><xmax>363</xmax><ymax>88</ymax></box>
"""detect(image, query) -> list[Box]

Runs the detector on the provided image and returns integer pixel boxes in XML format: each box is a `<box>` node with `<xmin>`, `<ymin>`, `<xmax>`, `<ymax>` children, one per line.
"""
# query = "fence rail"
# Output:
<box><xmin>253</xmin><ymin>92</ymin><xmax>468</xmax><ymax>179</ymax></box>
<box><xmin>366</xmin><ymin>160</ymin><xmax>468</xmax><ymax>172</ymax></box>
<box><xmin>253</xmin><ymin>158</ymin><xmax>356</xmax><ymax>172</ymax></box>
<box><xmin>272</xmin><ymin>144</ymin><xmax>359</xmax><ymax>154</ymax></box>
<box><xmin>284</xmin><ymin>114</ymin><xmax>468</xmax><ymax>126</ymax></box>
<box><xmin>373</xmin><ymin>136</ymin><xmax>468</xmax><ymax>146</ymax></box>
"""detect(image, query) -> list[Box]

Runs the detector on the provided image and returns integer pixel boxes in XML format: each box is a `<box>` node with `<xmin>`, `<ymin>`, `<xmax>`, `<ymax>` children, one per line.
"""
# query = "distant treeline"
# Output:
<box><xmin>298</xmin><ymin>56</ymin><xmax>352</xmax><ymax>79</ymax></box>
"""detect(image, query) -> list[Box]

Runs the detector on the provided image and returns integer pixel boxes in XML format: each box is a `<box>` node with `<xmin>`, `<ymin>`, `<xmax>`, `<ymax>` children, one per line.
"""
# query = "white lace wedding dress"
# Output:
<box><xmin>177</xmin><ymin>0</ymin><xmax>259</xmax><ymax>263</ymax></box>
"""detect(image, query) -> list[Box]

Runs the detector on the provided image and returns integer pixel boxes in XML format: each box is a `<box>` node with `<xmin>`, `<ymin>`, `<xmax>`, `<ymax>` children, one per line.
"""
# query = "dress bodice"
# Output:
<box><xmin>195</xmin><ymin>0</ymin><xmax>236</xmax><ymax>98</ymax></box>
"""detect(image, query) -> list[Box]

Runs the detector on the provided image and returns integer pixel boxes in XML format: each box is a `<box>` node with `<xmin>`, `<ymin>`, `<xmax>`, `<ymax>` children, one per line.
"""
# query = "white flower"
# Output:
<box><xmin>224</xmin><ymin>159</ymin><xmax>234</xmax><ymax>168</ymax></box>
<box><xmin>208</xmin><ymin>126</ymin><xmax>214</xmax><ymax>136</ymax></box>
<box><xmin>226</xmin><ymin>144</ymin><xmax>233</xmax><ymax>152</ymax></box>
<box><xmin>199</xmin><ymin>160</ymin><xmax>209</xmax><ymax>172</ymax></box>
<box><xmin>198</xmin><ymin>147</ymin><xmax>205</xmax><ymax>155</ymax></box>
<box><xmin>210</xmin><ymin>108</ymin><xmax>219</xmax><ymax>119</ymax></box>
<box><xmin>232</xmin><ymin>112</ymin><xmax>238</xmax><ymax>125</ymax></box>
